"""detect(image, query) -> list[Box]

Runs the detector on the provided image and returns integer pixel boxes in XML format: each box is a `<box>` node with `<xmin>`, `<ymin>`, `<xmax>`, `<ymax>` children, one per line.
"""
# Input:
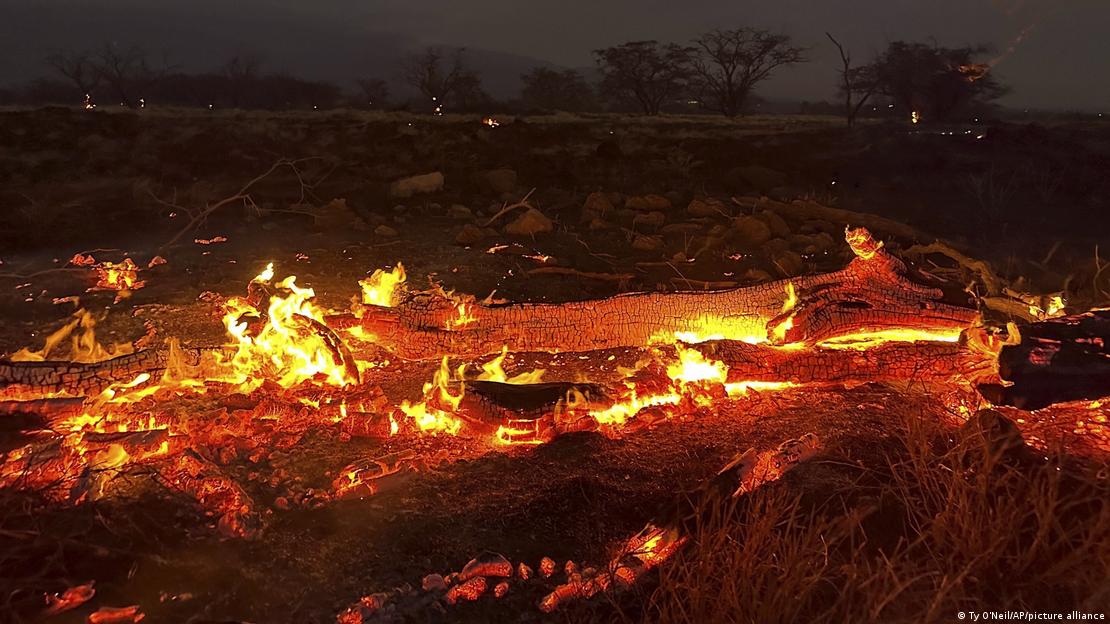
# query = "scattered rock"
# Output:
<box><xmin>742</xmin><ymin>268</ymin><xmax>774</xmax><ymax>282</ymax></box>
<box><xmin>503</xmin><ymin>208</ymin><xmax>553</xmax><ymax>236</ymax></box>
<box><xmin>455</xmin><ymin>224</ymin><xmax>485</xmax><ymax>246</ymax></box>
<box><xmin>478</xmin><ymin>168</ymin><xmax>518</xmax><ymax>194</ymax></box>
<box><xmin>447</xmin><ymin>204</ymin><xmax>473</xmax><ymax>219</ymax></box>
<box><xmin>389</xmin><ymin>172</ymin><xmax>444</xmax><ymax>199</ymax></box>
<box><xmin>588</xmin><ymin>218</ymin><xmax>612</xmax><ymax>231</ymax></box>
<box><xmin>789</xmin><ymin>234</ymin><xmax>819</xmax><ymax>254</ymax></box>
<box><xmin>625</xmin><ymin>194</ymin><xmax>672</xmax><ymax>212</ymax></box>
<box><xmin>812</xmin><ymin>231</ymin><xmax>836</xmax><ymax>253</ymax></box>
<box><xmin>708</xmin><ymin>224</ymin><xmax>731</xmax><ymax>238</ymax></box>
<box><xmin>755</xmin><ymin>210</ymin><xmax>791</xmax><ymax>238</ymax></box>
<box><xmin>313</xmin><ymin>198</ymin><xmax>367</xmax><ymax>231</ymax></box>
<box><xmin>634</xmin><ymin>211</ymin><xmax>666</xmax><ymax>228</ymax></box>
<box><xmin>800</xmin><ymin>219</ymin><xmax>838</xmax><ymax>235</ymax></box>
<box><xmin>687</xmin><ymin>198</ymin><xmax>726</xmax><ymax>217</ymax></box>
<box><xmin>581</xmin><ymin>192</ymin><xmax>614</xmax><ymax>222</ymax></box>
<box><xmin>762</xmin><ymin>238</ymin><xmax>791</xmax><ymax>255</ymax></box>
<box><xmin>770</xmin><ymin>250</ymin><xmax>804</xmax><ymax>277</ymax></box>
<box><xmin>733</xmin><ymin>216</ymin><xmax>773</xmax><ymax>248</ymax></box>
<box><xmin>661</xmin><ymin>222</ymin><xmax>703</xmax><ymax>235</ymax></box>
<box><xmin>374</xmin><ymin>224</ymin><xmax>399</xmax><ymax>237</ymax></box>
<box><xmin>632</xmin><ymin>234</ymin><xmax>664</xmax><ymax>252</ymax></box>
<box><xmin>422</xmin><ymin>574</ymin><xmax>447</xmax><ymax>592</ymax></box>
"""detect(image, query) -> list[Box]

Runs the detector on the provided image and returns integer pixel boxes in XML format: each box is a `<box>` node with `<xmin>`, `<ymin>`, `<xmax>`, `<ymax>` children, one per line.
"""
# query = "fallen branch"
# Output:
<box><xmin>341</xmin><ymin>228</ymin><xmax>979</xmax><ymax>360</ymax></box>
<box><xmin>482</xmin><ymin>188</ymin><xmax>537</xmax><ymax>227</ymax></box>
<box><xmin>158</xmin><ymin>158</ymin><xmax>318</xmax><ymax>250</ymax></box>
<box><xmin>526</xmin><ymin>267</ymin><xmax>635</xmax><ymax>282</ymax></box>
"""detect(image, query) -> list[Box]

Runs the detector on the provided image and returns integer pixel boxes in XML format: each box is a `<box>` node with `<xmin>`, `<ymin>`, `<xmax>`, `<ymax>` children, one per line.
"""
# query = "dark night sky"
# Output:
<box><xmin>1</xmin><ymin>0</ymin><xmax>1106</xmax><ymax>110</ymax></box>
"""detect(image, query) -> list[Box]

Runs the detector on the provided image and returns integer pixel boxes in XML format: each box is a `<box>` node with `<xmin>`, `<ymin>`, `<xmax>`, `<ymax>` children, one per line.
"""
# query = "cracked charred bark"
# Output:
<box><xmin>340</xmin><ymin>229</ymin><xmax>979</xmax><ymax>360</ymax></box>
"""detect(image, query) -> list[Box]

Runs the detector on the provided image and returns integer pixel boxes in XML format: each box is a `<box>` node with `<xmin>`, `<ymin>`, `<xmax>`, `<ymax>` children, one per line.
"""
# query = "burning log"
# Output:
<box><xmin>0</xmin><ymin>346</ymin><xmax>214</xmax><ymax>399</ymax></box>
<box><xmin>341</xmin><ymin>228</ymin><xmax>978</xmax><ymax>360</ymax></box>
<box><xmin>0</xmin><ymin>397</ymin><xmax>86</xmax><ymax>419</ymax></box>
<box><xmin>457</xmin><ymin>380</ymin><xmax>608</xmax><ymax>443</ymax></box>
<box><xmin>694</xmin><ymin>338</ymin><xmax>999</xmax><ymax>387</ymax></box>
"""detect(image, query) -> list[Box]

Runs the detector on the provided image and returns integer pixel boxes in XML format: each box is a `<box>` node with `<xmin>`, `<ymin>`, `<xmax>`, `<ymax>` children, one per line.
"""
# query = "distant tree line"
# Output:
<box><xmin>0</xmin><ymin>32</ymin><xmax>1008</xmax><ymax>123</ymax></box>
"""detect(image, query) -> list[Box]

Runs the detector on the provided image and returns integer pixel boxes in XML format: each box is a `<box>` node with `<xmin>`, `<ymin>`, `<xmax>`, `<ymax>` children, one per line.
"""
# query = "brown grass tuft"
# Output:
<box><xmin>623</xmin><ymin>418</ymin><xmax>1110</xmax><ymax>624</ymax></box>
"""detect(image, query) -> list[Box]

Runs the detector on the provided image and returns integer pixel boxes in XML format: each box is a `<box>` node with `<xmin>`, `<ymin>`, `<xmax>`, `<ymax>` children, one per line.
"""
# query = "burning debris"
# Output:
<box><xmin>1</xmin><ymin>226</ymin><xmax>1108</xmax><ymax>621</ymax></box>
<box><xmin>332</xmin><ymin>434</ymin><xmax>822</xmax><ymax>621</ymax></box>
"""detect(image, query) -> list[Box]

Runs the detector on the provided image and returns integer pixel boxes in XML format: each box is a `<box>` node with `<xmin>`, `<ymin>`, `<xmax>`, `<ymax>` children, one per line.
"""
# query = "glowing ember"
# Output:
<box><xmin>92</xmin><ymin>258</ymin><xmax>145</xmax><ymax>292</ymax></box>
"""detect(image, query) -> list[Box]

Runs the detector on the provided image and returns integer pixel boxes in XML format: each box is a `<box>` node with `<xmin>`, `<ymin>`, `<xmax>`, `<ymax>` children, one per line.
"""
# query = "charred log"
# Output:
<box><xmin>695</xmin><ymin>339</ymin><xmax>999</xmax><ymax>386</ymax></box>
<box><xmin>0</xmin><ymin>347</ymin><xmax>215</xmax><ymax>398</ymax></box>
<box><xmin>341</xmin><ymin>229</ymin><xmax>978</xmax><ymax>360</ymax></box>
<box><xmin>988</xmin><ymin>309</ymin><xmax>1110</xmax><ymax>409</ymax></box>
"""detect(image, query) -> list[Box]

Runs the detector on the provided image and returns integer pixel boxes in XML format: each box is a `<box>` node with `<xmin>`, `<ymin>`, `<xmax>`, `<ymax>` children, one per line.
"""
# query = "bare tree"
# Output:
<box><xmin>689</xmin><ymin>29</ymin><xmax>805</xmax><ymax>117</ymax></box>
<box><xmin>222</xmin><ymin>54</ymin><xmax>263</xmax><ymax>108</ymax></box>
<box><xmin>355</xmin><ymin>78</ymin><xmax>389</xmax><ymax>109</ymax></box>
<box><xmin>401</xmin><ymin>47</ymin><xmax>480</xmax><ymax>112</ymax></box>
<box><xmin>45</xmin><ymin>50</ymin><xmax>101</xmax><ymax>103</ymax></box>
<box><xmin>594</xmin><ymin>41</ymin><xmax>692</xmax><ymax>115</ymax></box>
<box><xmin>520</xmin><ymin>68</ymin><xmax>596</xmax><ymax>111</ymax></box>
<box><xmin>862</xmin><ymin>41</ymin><xmax>1007</xmax><ymax>122</ymax></box>
<box><xmin>94</xmin><ymin>43</ymin><xmax>173</xmax><ymax>107</ymax></box>
<box><xmin>825</xmin><ymin>33</ymin><xmax>877</xmax><ymax>127</ymax></box>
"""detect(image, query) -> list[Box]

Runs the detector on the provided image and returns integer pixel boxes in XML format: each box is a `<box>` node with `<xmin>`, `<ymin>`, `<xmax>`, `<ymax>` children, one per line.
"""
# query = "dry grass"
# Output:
<box><xmin>617</xmin><ymin>417</ymin><xmax>1110</xmax><ymax>624</ymax></box>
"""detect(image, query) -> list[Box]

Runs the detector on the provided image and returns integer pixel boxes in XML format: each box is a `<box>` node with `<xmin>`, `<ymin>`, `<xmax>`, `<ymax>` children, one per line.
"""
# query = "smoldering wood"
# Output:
<box><xmin>992</xmin><ymin>309</ymin><xmax>1110</xmax><ymax>409</ymax></box>
<box><xmin>341</xmin><ymin>232</ymin><xmax>979</xmax><ymax>360</ymax></box>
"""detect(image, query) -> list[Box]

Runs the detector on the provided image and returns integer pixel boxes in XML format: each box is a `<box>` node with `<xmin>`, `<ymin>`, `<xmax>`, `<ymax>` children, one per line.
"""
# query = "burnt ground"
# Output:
<box><xmin>0</xmin><ymin>108</ymin><xmax>1108</xmax><ymax>623</ymax></box>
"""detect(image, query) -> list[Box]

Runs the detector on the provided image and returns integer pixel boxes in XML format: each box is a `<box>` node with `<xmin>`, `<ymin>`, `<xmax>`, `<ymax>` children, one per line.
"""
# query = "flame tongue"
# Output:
<box><xmin>221</xmin><ymin>264</ymin><xmax>357</xmax><ymax>390</ymax></box>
